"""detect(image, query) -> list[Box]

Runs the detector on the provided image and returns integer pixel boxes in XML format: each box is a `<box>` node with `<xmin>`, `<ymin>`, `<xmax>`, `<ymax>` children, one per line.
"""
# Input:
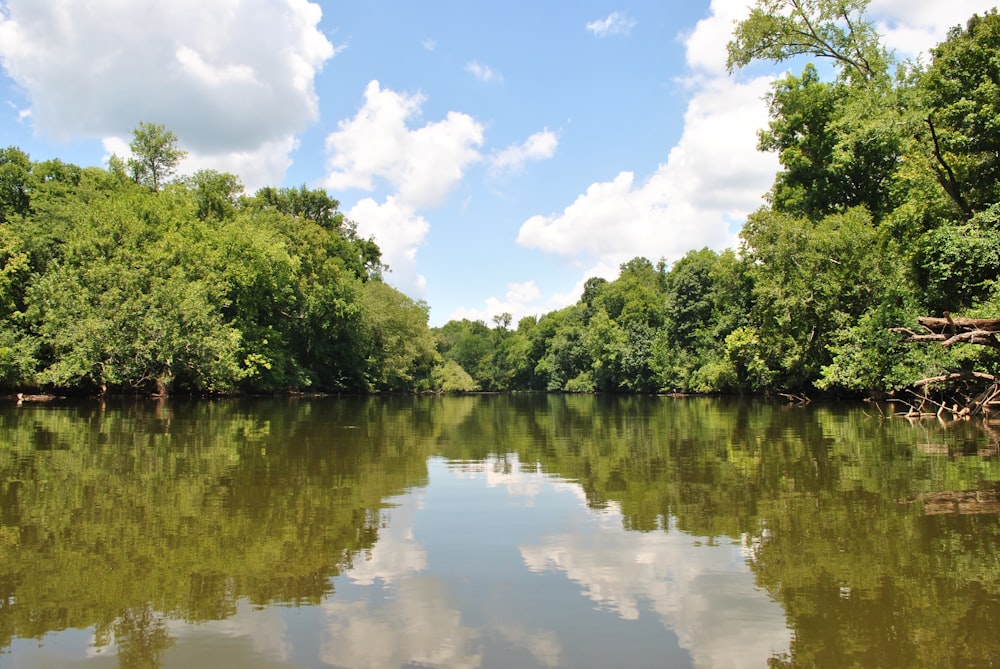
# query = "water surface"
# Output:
<box><xmin>0</xmin><ymin>395</ymin><xmax>998</xmax><ymax>668</ymax></box>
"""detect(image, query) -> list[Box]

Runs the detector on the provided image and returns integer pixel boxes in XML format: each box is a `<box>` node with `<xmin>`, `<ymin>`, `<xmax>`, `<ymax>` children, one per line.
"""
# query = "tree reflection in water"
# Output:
<box><xmin>0</xmin><ymin>395</ymin><xmax>997</xmax><ymax>668</ymax></box>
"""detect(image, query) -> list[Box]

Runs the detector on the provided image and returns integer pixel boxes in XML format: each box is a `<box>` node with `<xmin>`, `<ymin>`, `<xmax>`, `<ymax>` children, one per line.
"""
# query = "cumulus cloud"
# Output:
<box><xmin>449</xmin><ymin>262</ymin><xmax>622</xmax><ymax>325</ymax></box>
<box><xmin>0</xmin><ymin>0</ymin><xmax>336</xmax><ymax>187</ymax></box>
<box><xmin>465</xmin><ymin>60</ymin><xmax>502</xmax><ymax>83</ymax></box>
<box><xmin>324</xmin><ymin>80</ymin><xmax>485</xmax><ymax>209</ymax></box>
<box><xmin>516</xmin><ymin>74</ymin><xmax>777</xmax><ymax>269</ymax></box>
<box><xmin>683</xmin><ymin>0</ymin><xmax>750</xmax><ymax>75</ymax></box>
<box><xmin>447</xmin><ymin>280</ymin><xmax>552</xmax><ymax>324</ymax></box>
<box><xmin>586</xmin><ymin>11</ymin><xmax>637</xmax><ymax>37</ymax></box>
<box><xmin>507</xmin><ymin>0</ymin><xmax>776</xmax><ymax>307</ymax></box>
<box><xmin>348</xmin><ymin>197</ymin><xmax>430</xmax><ymax>296</ymax></box>
<box><xmin>490</xmin><ymin>129</ymin><xmax>559</xmax><ymax>174</ymax></box>
<box><xmin>869</xmin><ymin>0</ymin><xmax>998</xmax><ymax>57</ymax></box>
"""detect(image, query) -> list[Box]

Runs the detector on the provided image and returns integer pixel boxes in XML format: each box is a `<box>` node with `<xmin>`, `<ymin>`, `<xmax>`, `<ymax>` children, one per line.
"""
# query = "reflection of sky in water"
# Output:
<box><xmin>4</xmin><ymin>455</ymin><xmax>789</xmax><ymax>669</ymax></box>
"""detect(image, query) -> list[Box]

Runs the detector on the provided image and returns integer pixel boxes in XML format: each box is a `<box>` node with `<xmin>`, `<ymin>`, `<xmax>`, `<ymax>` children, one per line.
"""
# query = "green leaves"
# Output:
<box><xmin>919</xmin><ymin>10</ymin><xmax>1000</xmax><ymax>217</ymax></box>
<box><xmin>0</xmin><ymin>126</ymin><xmax>417</xmax><ymax>395</ymax></box>
<box><xmin>123</xmin><ymin>122</ymin><xmax>187</xmax><ymax>191</ymax></box>
<box><xmin>726</xmin><ymin>0</ymin><xmax>890</xmax><ymax>83</ymax></box>
<box><xmin>360</xmin><ymin>281</ymin><xmax>438</xmax><ymax>392</ymax></box>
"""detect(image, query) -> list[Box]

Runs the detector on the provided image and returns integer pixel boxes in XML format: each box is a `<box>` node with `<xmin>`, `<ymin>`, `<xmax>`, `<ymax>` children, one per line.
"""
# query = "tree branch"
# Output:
<box><xmin>926</xmin><ymin>115</ymin><xmax>973</xmax><ymax>219</ymax></box>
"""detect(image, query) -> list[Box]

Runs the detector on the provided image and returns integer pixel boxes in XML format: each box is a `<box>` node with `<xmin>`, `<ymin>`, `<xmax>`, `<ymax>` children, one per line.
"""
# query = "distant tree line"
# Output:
<box><xmin>1</xmin><ymin>2</ymin><xmax>998</xmax><ymax>398</ymax></box>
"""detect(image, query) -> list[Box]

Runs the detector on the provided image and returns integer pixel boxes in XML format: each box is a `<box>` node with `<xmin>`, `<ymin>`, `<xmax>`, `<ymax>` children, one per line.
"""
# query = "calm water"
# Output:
<box><xmin>0</xmin><ymin>394</ymin><xmax>998</xmax><ymax>668</ymax></box>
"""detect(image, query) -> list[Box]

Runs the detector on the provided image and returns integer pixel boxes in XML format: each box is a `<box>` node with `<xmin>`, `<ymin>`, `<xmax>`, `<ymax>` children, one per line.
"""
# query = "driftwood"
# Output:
<box><xmin>890</xmin><ymin>315</ymin><xmax>1000</xmax><ymax>349</ymax></box>
<box><xmin>890</xmin><ymin>313</ymin><xmax>1000</xmax><ymax>418</ymax></box>
<box><xmin>778</xmin><ymin>392</ymin><xmax>811</xmax><ymax>405</ymax></box>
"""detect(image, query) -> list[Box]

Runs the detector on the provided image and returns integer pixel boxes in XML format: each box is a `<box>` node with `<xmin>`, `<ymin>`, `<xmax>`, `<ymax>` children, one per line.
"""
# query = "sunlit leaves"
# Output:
<box><xmin>0</xmin><ymin>130</ymin><xmax>401</xmax><ymax>394</ymax></box>
<box><xmin>125</xmin><ymin>121</ymin><xmax>187</xmax><ymax>191</ymax></box>
<box><xmin>726</xmin><ymin>0</ymin><xmax>890</xmax><ymax>83</ymax></box>
<box><xmin>919</xmin><ymin>10</ymin><xmax>1000</xmax><ymax>217</ymax></box>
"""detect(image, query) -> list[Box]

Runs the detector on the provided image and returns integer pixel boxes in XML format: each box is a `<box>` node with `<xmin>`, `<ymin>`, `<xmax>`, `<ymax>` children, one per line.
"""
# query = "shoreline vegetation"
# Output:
<box><xmin>0</xmin><ymin>3</ymin><xmax>999</xmax><ymax>409</ymax></box>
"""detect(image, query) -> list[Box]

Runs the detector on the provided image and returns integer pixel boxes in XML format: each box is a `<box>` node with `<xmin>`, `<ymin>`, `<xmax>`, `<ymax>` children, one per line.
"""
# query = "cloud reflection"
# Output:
<box><xmin>321</xmin><ymin>576</ymin><xmax>482</xmax><ymax>669</ymax></box>
<box><xmin>520</xmin><ymin>514</ymin><xmax>790</xmax><ymax>669</ymax></box>
<box><xmin>346</xmin><ymin>492</ymin><xmax>428</xmax><ymax>586</ymax></box>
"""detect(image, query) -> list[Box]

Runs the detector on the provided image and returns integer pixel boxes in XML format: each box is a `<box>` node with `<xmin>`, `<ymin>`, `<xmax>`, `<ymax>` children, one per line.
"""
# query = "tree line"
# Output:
<box><xmin>436</xmin><ymin>2</ymin><xmax>1000</xmax><ymax>398</ymax></box>
<box><xmin>0</xmin><ymin>123</ymin><xmax>438</xmax><ymax>395</ymax></box>
<box><xmin>0</xmin><ymin>1</ymin><xmax>998</xmax><ymax>397</ymax></box>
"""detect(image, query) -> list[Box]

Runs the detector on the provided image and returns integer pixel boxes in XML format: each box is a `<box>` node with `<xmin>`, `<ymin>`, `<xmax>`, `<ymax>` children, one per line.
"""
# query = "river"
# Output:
<box><xmin>0</xmin><ymin>395</ymin><xmax>998</xmax><ymax>668</ymax></box>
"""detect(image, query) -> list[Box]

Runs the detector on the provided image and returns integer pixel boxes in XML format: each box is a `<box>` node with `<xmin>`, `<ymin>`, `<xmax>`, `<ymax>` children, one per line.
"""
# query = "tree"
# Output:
<box><xmin>740</xmin><ymin>206</ymin><xmax>886</xmax><ymax>389</ymax></box>
<box><xmin>492</xmin><ymin>312</ymin><xmax>512</xmax><ymax>330</ymax></box>
<box><xmin>126</xmin><ymin>121</ymin><xmax>186</xmax><ymax>191</ymax></box>
<box><xmin>360</xmin><ymin>281</ymin><xmax>439</xmax><ymax>391</ymax></box>
<box><xmin>186</xmin><ymin>169</ymin><xmax>243</xmax><ymax>221</ymax></box>
<box><xmin>912</xmin><ymin>205</ymin><xmax>1000</xmax><ymax>314</ymax></box>
<box><xmin>726</xmin><ymin>0</ymin><xmax>890</xmax><ymax>83</ymax></box>
<box><xmin>0</xmin><ymin>147</ymin><xmax>32</xmax><ymax>223</ymax></box>
<box><xmin>251</xmin><ymin>185</ymin><xmax>385</xmax><ymax>282</ymax></box>
<box><xmin>759</xmin><ymin>64</ymin><xmax>903</xmax><ymax>221</ymax></box>
<box><xmin>918</xmin><ymin>10</ymin><xmax>1000</xmax><ymax>219</ymax></box>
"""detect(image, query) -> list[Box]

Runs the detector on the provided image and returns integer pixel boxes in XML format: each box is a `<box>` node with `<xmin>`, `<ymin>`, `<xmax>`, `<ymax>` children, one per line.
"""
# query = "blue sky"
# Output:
<box><xmin>0</xmin><ymin>1</ymin><xmax>996</xmax><ymax>325</ymax></box>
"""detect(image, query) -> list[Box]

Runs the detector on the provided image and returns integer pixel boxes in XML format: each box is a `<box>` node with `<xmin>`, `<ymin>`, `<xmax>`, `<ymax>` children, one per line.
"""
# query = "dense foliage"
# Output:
<box><xmin>435</xmin><ymin>4</ymin><xmax>1000</xmax><ymax>397</ymax></box>
<box><xmin>0</xmin><ymin>125</ymin><xmax>439</xmax><ymax>395</ymax></box>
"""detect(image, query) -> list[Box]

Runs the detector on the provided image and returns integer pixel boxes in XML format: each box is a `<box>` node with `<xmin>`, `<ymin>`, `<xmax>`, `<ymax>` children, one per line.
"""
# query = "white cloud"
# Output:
<box><xmin>184</xmin><ymin>136</ymin><xmax>300</xmax><ymax>194</ymax></box>
<box><xmin>683</xmin><ymin>0</ymin><xmax>752</xmax><ymax>75</ymax></box>
<box><xmin>513</xmin><ymin>0</ymin><xmax>777</xmax><ymax>303</ymax></box>
<box><xmin>586</xmin><ymin>11</ymin><xmax>637</xmax><ymax>37</ymax></box>
<box><xmin>465</xmin><ymin>60</ymin><xmax>502</xmax><ymax>83</ymax></box>
<box><xmin>869</xmin><ymin>0</ymin><xmax>999</xmax><ymax>57</ymax></box>
<box><xmin>447</xmin><ymin>280</ymin><xmax>544</xmax><ymax>324</ymax></box>
<box><xmin>490</xmin><ymin>129</ymin><xmax>559</xmax><ymax>174</ymax></box>
<box><xmin>0</xmin><ymin>0</ymin><xmax>336</xmax><ymax>187</ymax></box>
<box><xmin>449</xmin><ymin>263</ymin><xmax>621</xmax><ymax>325</ymax></box>
<box><xmin>516</xmin><ymin>73</ymin><xmax>777</xmax><ymax>271</ymax></box>
<box><xmin>324</xmin><ymin>80</ymin><xmax>485</xmax><ymax>209</ymax></box>
<box><xmin>423</xmin><ymin>38</ymin><xmax>437</xmax><ymax>51</ymax></box>
<box><xmin>348</xmin><ymin>196</ymin><xmax>430</xmax><ymax>296</ymax></box>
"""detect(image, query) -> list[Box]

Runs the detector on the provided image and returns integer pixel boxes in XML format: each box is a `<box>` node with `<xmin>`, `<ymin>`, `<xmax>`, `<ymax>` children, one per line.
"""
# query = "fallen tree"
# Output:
<box><xmin>890</xmin><ymin>314</ymin><xmax>1000</xmax><ymax>418</ymax></box>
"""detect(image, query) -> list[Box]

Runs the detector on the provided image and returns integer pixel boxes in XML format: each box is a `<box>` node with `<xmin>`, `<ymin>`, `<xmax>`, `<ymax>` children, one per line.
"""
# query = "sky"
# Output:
<box><xmin>0</xmin><ymin>1</ymin><xmax>997</xmax><ymax>326</ymax></box>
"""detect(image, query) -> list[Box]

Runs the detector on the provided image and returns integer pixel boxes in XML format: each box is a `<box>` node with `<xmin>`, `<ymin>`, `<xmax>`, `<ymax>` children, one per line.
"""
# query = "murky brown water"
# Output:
<box><xmin>0</xmin><ymin>395</ymin><xmax>998</xmax><ymax>668</ymax></box>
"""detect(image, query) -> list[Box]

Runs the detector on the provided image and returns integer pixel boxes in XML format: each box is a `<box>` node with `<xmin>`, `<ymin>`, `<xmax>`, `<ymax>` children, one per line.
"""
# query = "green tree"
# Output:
<box><xmin>759</xmin><ymin>64</ymin><xmax>902</xmax><ymax>220</ymax></box>
<box><xmin>25</xmin><ymin>189</ymin><xmax>244</xmax><ymax>394</ymax></box>
<box><xmin>435</xmin><ymin>319</ymin><xmax>494</xmax><ymax>387</ymax></box>
<box><xmin>250</xmin><ymin>186</ymin><xmax>383</xmax><ymax>282</ymax></box>
<box><xmin>360</xmin><ymin>281</ymin><xmax>439</xmax><ymax>392</ymax></box>
<box><xmin>186</xmin><ymin>169</ymin><xmax>243</xmax><ymax>221</ymax></box>
<box><xmin>918</xmin><ymin>10</ymin><xmax>1000</xmax><ymax>218</ymax></box>
<box><xmin>740</xmin><ymin>207</ymin><xmax>886</xmax><ymax>389</ymax></box>
<box><xmin>726</xmin><ymin>0</ymin><xmax>890</xmax><ymax>83</ymax></box>
<box><xmin>913</xmin><ymin>205</ymin><xmax>1000</xmax><ymax>313</ymax></box>
<box><xmin>125</xmin><ymin>121</ymin><xmax>187</xmax><ymax>191</ymax></box>
<box><xmin>0</xmin><ymin>147</ymin><xmax>32</xmax><ymax>223</ymax></box>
